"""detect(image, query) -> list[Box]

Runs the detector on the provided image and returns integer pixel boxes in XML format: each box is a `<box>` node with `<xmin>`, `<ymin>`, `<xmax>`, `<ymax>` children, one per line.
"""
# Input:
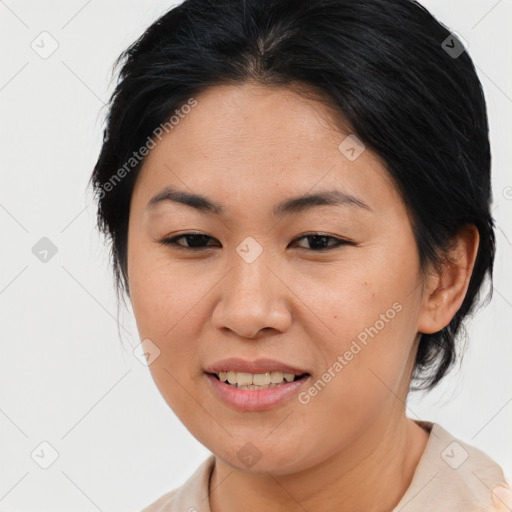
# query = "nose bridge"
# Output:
<box><xmin>230</xmin><ymin>235</ymin><xmax>273</xmax><ymax>303</ymax></box>
<box><xmin>212</xmin><ymin>235</ymin><xmax>291</xmax><ymax>337</ymax></box>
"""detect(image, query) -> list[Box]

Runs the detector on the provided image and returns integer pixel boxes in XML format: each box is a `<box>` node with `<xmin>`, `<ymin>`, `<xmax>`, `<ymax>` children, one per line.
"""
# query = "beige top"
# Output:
<box><xmin>142</xmin><ymin>421</ymin><xmax>510</xmax><ymax>511</ymax></box>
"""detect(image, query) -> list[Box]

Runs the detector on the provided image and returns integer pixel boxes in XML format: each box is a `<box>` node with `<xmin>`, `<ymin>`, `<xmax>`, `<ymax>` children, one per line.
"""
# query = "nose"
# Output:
<box><xmin>211</xmin><ymin>247</ymin><xmax>293</xmax><ymax>339</ymax></box>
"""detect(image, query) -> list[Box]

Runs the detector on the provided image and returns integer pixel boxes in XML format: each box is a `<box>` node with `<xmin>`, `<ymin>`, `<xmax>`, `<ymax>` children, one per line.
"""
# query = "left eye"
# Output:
<box><xmin>159</xmin><ymin>233</ymin><xmax>352</xmax><ymax>251</ymax></box>
<box><xmin>291</xmin><ymin>233</ymin><xmax>351</xmax><ymax>250</ymax></box>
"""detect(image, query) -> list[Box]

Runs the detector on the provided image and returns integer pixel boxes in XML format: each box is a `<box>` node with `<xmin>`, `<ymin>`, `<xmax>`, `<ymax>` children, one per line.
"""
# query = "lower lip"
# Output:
<box><xmin>205</xmin><ymin>373</ymin><xmax>311</xmax><ymax>411</ymax></box>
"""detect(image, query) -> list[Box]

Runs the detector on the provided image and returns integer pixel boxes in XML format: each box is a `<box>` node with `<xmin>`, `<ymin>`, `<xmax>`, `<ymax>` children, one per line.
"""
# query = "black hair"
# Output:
<box><xmin>89</xmin><ymin>0</ymin><xmax>495</xmax><ymax>391</ymax></box>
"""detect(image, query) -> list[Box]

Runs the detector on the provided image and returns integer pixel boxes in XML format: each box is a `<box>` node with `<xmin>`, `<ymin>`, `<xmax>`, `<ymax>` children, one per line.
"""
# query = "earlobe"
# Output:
<box><xmin>417</xmin><ymin>224</ymin><xmax>480</xmax><ymax>335</ymax></box>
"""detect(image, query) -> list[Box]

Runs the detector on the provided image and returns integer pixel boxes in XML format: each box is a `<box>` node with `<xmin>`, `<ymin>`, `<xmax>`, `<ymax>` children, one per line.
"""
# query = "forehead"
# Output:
<box><xmin>132</xmin><ymin>83</ymin><xmax>400</xmax><ymax>216</ymax></box>
<box><xmin>164</xmin><ymin>82</ymin><xmax>347</xmax><ymax>152</ymax></box>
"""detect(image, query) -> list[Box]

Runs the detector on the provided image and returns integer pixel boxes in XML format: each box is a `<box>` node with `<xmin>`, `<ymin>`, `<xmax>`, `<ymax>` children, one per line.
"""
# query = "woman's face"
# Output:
<box><xmin>127</xmin><ymin>83</ymin><xmax>430</xmax><ymax>474</ymax></box>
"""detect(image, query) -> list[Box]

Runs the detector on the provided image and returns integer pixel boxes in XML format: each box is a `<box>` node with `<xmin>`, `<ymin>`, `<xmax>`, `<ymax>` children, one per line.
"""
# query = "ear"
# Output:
<box><xmin>417</xmin><ymin>224</ymin><xmax>480</xmax><ymax>334</ymax></box>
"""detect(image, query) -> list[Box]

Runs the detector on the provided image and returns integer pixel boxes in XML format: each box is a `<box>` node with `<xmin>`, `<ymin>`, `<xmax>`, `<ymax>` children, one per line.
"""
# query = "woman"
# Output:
<box><xmin>90</xmin><ymin>0</ymin><xmax>511</xmax><ymax>510</ymax></box>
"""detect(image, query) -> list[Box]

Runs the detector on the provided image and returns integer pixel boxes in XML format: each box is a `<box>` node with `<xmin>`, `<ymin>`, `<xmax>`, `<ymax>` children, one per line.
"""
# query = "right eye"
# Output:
<box><xmin>159</xmin><ymin>232</ymin><xmax>220</xmax><ymax>250</ymax></box>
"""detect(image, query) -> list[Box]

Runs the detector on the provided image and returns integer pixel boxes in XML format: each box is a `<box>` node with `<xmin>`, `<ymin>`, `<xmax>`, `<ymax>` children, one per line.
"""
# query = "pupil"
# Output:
<box><xmin>187</xmin><ymin>234</ymin><xmax>210</xmax><ymax>247</ymax></box>
<box><xmin>310</xmin><ymin>235</ymin><xmax>330</xmax><ymax>249</ymax></box>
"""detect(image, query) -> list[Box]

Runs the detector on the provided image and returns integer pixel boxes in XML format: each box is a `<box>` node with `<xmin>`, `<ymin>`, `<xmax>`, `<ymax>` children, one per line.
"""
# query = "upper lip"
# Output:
<box><xmin>204</xmin><ymin>357</ymin><xmax>310</xmax><ymax>376</ymax></box>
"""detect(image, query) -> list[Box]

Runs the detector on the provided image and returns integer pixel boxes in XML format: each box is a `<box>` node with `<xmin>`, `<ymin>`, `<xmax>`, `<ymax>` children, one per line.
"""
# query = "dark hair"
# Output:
<box><xmin>89</xmin><ymin>0</ymin><xmax>495</xmax><ymax>391</ymax></box>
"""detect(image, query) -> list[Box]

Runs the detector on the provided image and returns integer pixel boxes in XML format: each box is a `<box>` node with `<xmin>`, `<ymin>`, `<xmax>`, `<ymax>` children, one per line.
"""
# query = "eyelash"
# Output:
<box><xmin>159</xmin><ymin>232</ymin><xmax>354</xmax><ymax>251</ymax></box>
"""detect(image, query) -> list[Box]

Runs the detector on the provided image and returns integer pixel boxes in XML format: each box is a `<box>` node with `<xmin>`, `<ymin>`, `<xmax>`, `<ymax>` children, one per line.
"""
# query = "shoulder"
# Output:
<box><xmin>141</xmin><ymin>488</ymin><xmax>179</xmax><ymax>512</ymax></box>
<box><xmin>394</xmin><ymin>421</ymin><xmax>511</xmax><ymax>511</ymax></box>
<box><xmin>141</xmin><ymin>455</ymin><xmax>216</xmax><ymax>512</ymax></box>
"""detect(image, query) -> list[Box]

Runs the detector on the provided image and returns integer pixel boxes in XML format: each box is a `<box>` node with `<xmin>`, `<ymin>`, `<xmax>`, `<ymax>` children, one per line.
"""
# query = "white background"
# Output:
<box><xmin>0</xmin><ymin>0</ymin><xmax>511</xmax><ymax>510</ymax></box>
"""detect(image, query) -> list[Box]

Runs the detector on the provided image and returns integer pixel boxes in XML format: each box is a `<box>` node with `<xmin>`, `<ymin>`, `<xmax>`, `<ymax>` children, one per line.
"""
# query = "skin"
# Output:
<box><xmin>127</xmin><ymin>83</ymin><xmax>479</xmax><ymax>511</ymax></box>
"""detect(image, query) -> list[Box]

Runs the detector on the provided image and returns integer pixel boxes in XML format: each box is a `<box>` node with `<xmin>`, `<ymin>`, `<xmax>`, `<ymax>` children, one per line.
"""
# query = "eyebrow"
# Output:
<box><xmin>145</xmin><ymin>186</ymin><xmax>371</xmax><ymax>217</ymax></box>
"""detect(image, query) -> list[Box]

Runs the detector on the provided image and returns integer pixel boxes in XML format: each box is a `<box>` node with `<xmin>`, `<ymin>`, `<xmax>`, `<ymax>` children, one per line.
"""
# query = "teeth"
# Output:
<box><xmin>217</xmin><ymin>371</ymin><xmax>299</xmax><ymax>388</ymax></box>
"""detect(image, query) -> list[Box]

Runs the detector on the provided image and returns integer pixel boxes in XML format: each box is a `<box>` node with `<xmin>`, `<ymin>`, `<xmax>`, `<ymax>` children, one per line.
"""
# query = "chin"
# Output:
<box><xmin>210</xmin><ymin>439</ymin><xmax>311</xmax><ymax>476</ymax></box>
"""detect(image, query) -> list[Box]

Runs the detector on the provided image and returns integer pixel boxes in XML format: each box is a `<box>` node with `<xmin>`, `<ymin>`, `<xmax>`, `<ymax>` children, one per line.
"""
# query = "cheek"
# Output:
<box><xmin>127</xmin><ymin>248</ymin><xmax>210</xmax><ymax>416</ymax></box>
<box><xmin>317</xmin><ymin>243</ymin><xmax>420</xmax><ymax>348</ymax></box>
<box><xmin>128</xmin><ymin>241</ymin><xmax>197</xmax><ymax>337</ymax></box>
<box><xmin>127</xmin><ymin>242</ymin><xmax>224</xmax><ymax>389</ymax></box>
<box><xmin>308</xmin><ymin>245</ymin><xmax>421</xmax><ymax>408</ymax></box>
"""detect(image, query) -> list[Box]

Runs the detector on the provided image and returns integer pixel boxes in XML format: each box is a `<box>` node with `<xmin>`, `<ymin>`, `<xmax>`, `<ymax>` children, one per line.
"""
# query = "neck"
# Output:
<box><xmin>209</xmin><ymin>414</ymin><xmax>430</xmax><ymax>512</ymax></box>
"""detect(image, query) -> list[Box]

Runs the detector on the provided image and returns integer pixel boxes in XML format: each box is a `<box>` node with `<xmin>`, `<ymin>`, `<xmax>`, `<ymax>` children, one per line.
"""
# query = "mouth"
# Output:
<box><xmin>203</xmin><ymin>358</ymin><xmax>312</xmax><ymax>410</ymax></box>
<box><xmin>207</xmin><ymin>371</ymin><xmax>310</xmax><ymax>390</ymax></box>
<box><xmin>205</xmin><ymin>370</ymin><xmax>312</xmax><ymax>411</ymax></box>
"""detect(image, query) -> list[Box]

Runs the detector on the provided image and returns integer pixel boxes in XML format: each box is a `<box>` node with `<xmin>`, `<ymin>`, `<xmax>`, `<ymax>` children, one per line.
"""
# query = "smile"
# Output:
<box><xmin>205</xmin><ymin>372</ymin><xmax>311</xmax><ymax>411</ymax></box>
